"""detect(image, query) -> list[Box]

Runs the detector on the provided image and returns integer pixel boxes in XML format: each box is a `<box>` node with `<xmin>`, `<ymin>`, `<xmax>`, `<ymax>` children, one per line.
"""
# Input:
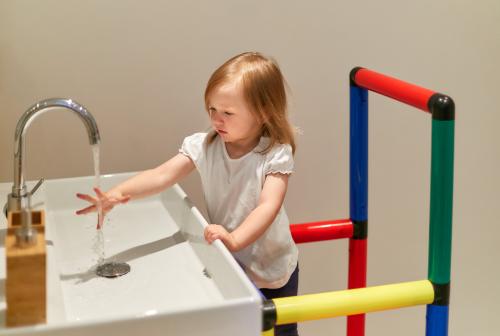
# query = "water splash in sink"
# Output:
<box><xmin>92</xmin><ymin>229</ymin><xmax>105</xmax><ymax>265</ymax></box>
<box><xmin>92</xmin><ymin>144</ymin><xmax>105</xmax><ymax>264</ymax></box>
<box><xmin>91</xmin><ymin>144</ymin><xmax>130</xmax><ymax>278</ymax></box>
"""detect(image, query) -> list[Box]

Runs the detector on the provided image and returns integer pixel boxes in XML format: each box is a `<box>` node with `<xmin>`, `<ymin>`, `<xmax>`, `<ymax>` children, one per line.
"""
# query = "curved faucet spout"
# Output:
<box><xmin>8</xmin><ymin>98</ymin><xmax>101</xmax><ymax>213</ymax></box>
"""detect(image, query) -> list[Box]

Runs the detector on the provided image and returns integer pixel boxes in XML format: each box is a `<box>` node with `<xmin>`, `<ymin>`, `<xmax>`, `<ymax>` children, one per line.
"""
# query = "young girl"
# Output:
<box><xmin>76</xmin><ymin>52</ymin><xmax>299</xmax><ymax>336</ymax></box>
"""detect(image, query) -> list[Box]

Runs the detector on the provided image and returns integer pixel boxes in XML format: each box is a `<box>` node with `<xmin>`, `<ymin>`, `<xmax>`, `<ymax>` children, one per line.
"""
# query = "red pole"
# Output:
<box><xmin>290</xmin><ymin>219</ymin><xmax>353</xmax><ymax>244</ymax></box>
<box><xmin>353</xmin><ymin>68</ymin><xmax>436</xmax><ymax>112</ymax></box>
<box><xmin>347</xmin><ymin>238</ymin><xmax>367</xmax><ymax>336</ymax></box>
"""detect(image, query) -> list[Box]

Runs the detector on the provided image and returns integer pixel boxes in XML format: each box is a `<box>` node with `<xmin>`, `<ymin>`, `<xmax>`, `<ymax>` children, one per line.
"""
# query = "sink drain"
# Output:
<box><xmin>96</xmin><ymin>262</ymin><xmax>131</xmax><ymax>278</ymax></box>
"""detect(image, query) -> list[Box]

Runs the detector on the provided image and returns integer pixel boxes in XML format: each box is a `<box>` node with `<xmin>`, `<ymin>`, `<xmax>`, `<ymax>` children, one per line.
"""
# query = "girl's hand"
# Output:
<box><xmin>75</xmin><ymin>188</ymin><xmax>131</xmax><ymax>216</ymax></box>
<box><xmin>204</xmin><ymin>224</ymin><xmax>239</xmax><ymax>252</ymax></box>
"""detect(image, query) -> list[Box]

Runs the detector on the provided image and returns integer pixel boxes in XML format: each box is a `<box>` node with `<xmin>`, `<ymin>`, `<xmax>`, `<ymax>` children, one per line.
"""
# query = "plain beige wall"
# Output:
<box><xmin>1</xmin><ymin>1</ymin><xmax>499</xmax><ymax>335</ymax></box>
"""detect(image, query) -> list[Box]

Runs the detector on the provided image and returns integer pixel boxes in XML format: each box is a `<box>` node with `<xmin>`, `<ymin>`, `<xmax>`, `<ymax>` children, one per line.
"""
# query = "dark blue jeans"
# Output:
<box><xmin>260</xmin><ymin>265</ymin><xmax>299</xmax><ymax>336</ymax></box>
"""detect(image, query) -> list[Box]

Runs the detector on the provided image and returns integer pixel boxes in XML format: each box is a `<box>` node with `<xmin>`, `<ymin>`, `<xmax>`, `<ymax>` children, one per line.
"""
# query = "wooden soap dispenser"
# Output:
<box><xmin>5</xmin><ymin>193</ymin><xmax>46</xmax><ymax>327</ymax></box>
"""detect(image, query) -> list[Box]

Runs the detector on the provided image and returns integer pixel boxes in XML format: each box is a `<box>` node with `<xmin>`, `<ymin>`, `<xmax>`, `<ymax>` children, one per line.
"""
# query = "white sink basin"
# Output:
<box><xmin>0</xmin><ymin>173</ymin><xmax>262</xmax><ymax>336</ymax></box>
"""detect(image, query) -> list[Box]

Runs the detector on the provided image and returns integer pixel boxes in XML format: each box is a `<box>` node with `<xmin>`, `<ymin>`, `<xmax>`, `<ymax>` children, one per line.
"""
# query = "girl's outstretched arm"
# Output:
<box><xmin>204</xmin><ymin>173</ymin><xmax>289</xmax><ymax>252</ymax></box>
<box><xmin>76</xmin><ymin>153</ymin><xmax>195</xmax><ymax>215</ymax></box>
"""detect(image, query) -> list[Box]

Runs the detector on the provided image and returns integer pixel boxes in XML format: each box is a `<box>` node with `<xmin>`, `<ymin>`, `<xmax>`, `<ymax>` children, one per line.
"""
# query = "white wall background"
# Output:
<box><xmin>1</xmin><ymin>1</ymin><xmax>499</xmax><ymax>335</ymax></box>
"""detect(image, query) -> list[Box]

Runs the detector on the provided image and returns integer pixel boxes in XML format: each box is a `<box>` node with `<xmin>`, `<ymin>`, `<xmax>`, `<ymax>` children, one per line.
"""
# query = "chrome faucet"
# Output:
<box><xmin>6</xmin><ymin>98</ymin><xmax>101</xmax><ymax>216</ymax></box>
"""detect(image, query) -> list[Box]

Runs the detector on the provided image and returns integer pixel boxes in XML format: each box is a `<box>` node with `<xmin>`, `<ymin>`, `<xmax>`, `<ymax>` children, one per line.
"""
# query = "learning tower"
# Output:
<box><xmin>262</xmin><ymin>67</ymin><xmax>455</xmax><ymax>336</ymax></box>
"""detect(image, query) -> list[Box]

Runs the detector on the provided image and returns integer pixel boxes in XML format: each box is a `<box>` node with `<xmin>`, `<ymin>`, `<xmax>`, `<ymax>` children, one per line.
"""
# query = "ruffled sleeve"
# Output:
<box><xmin>179</xmin><ymin>132</ymin><xmax>207</xmax><ymax>167</ymax></box>
<box><xmin>264</xmin><ymin>144</ymin><xmax>294</xmax><ymax>175</ymax></box>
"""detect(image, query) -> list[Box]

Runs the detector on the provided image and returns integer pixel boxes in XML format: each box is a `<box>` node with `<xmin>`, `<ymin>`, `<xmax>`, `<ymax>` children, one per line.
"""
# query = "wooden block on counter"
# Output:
<box><xmin>5</xmin><ymin>210</ymin><xmax>46</xmax><ymax>327</ymax></box>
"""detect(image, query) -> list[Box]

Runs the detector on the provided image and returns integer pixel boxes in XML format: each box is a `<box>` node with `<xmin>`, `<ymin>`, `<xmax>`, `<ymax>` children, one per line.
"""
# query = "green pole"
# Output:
<box><xmin>428</xmin><ymin>118</ymin><xmax>455</xmax><ymax>284</ymax></box>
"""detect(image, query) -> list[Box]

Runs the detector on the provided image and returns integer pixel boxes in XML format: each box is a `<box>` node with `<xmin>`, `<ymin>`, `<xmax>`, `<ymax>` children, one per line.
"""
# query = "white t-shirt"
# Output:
<box><xmin>179</xmin><ymin>132</ymin><xmax>298</xmax><ymax>289</ymax></box>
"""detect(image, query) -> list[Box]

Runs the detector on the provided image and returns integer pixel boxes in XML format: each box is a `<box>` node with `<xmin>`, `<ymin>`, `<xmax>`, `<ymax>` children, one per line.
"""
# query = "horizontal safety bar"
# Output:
<box><xmin>290</xmin><ymin>219</ymin><xmax>353</xmax><ymax>243</ymax></box>
<box><xmin>351</xmin><ymin>67</ymin><xmax>436</xmax><ymax>113</ymax></box>
<box><xmin>273</xmin><ymin>280</ymin><xmax>434</xmax><ymax>325</ymax></box>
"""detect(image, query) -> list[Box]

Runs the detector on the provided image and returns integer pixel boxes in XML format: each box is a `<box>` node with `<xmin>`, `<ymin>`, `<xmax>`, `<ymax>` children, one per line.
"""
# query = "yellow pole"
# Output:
<box><xmin>274</xmin><ymin>280</ymin><xmax>434</xmax><ymax>325</ymax></box>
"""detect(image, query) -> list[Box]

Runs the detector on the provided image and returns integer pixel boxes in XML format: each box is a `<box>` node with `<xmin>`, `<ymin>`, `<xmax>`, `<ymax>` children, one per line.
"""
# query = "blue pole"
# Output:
<box><xmin>426</xmin><ymin>305</ymin><xmax>449</xmax><ymax>336</ymax></box>
<box><xmin>349</xmin><ymin>85</ymin><xmax>368</xmax><ymax>223</ymax></box>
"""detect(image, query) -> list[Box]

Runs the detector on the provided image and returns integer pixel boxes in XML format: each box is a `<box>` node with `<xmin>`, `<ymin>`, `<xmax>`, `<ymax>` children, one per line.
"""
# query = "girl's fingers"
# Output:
<box><xmin>207</xmin><ymin>234</ymin><xmax>216</xmax><ymax>244</ymax></box>
<box><xmin>94</xmin><ymin>187</ymin><xmax>106</xmax><ymax>199</ymax></box>
<box><xmin>204</xmin><ymin>227</ymin><xmax>211</xmax><ymax>242</ymax></box>
<box><xmin>76</xmin><ymin>204</ymin><xmax>97</xmax><ymax>215</ymax></box>
<box><xmin>207</xmin><ymin>231</ymin><xmax>221</xmax><ymax>244</ymax></box>
<box><xmin>204</xmin><ymin>227</ymin><xmax>216</xmax><ymax>244</ymax></box>
<box><xmin>76</xmin><ymin>193</ymin><xmax>96</xmax><ymax>203</ymax></box>
<box><xmin>76</xmin><ymin>188</ymin><xmax>121</xmax><ymax>218</ymax></box>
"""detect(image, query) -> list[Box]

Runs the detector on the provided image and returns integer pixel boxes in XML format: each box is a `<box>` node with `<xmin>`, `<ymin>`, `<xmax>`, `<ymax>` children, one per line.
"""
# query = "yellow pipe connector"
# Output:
<box><xmin>274</xmin><ymin>280</ymin><xmax>434</xmax><ymax>325</ymax></box>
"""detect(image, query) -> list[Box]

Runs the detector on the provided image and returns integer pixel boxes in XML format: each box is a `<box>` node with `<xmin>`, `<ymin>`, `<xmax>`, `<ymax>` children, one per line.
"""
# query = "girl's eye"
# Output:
<box><xmin>224</xmin><ymin>112</ymin><xmax>233</xmax><ymax>116</ymax></box>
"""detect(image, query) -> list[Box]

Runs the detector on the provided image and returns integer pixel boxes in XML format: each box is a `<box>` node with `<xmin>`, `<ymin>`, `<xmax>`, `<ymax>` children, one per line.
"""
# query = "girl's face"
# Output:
<box><xmin>207</xmin><ymin>81</ymin><xmax>263</xmax><ymax>149</ymax></box>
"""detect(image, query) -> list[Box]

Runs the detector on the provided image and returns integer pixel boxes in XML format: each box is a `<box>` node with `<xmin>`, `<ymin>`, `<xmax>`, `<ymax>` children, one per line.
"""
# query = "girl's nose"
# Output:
<box><xmin>210</xmin><ymin>111</ymin><xmax>222</xmax><ymax>123</ymax></box>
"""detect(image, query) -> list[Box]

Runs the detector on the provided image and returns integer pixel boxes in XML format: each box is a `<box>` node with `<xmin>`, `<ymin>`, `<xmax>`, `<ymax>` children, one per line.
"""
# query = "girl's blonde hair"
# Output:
<box><xmin>205</xmin><ymin>52</ymin><xmax>296</xmax><ymax>155</ymax></box>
